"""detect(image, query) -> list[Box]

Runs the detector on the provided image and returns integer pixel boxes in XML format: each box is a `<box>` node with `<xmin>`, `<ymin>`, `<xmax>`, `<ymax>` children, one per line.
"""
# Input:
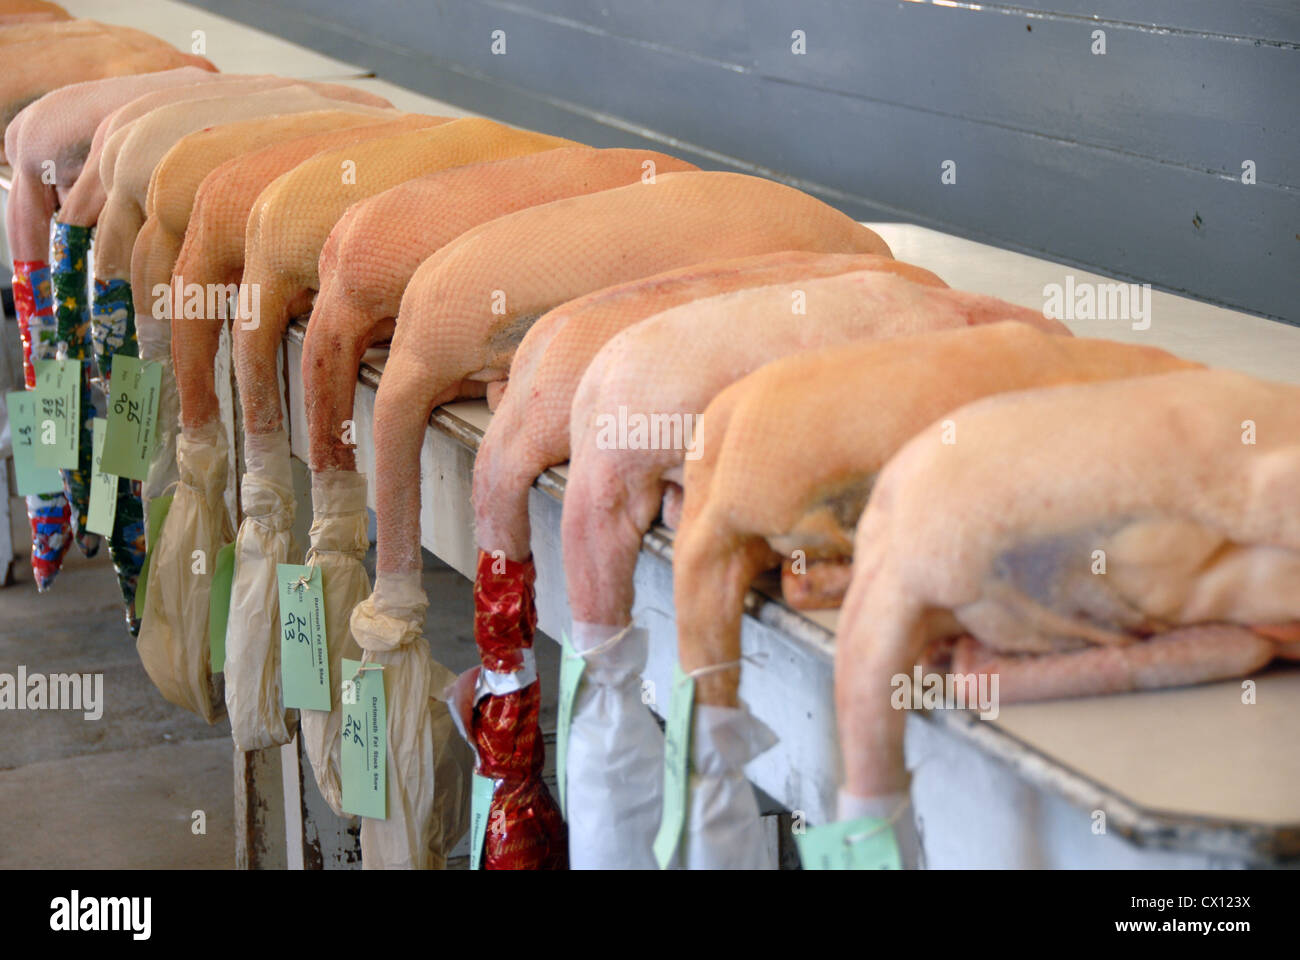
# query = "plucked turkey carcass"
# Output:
<box><xmin>564</xmin><ymin>273</ymin><xmax>1067</xmax><ymax>868</ymax></box>
<box><xmin>171</xmin><ymin>115</ymin><xmax>449</xmax><ymax>431</ymax></box>
<box><xmin>136</xmin><ymin>109</ymin><xmax>411</xmax><ymax>324</ymax></box>
<box><xmin>40</xmin><ymin>83</ymin><xmax>395</xmax><ymax>642</ymax></box>
<box><xmin>0</xmin><ymin>19</ymin><xmax>214</xmax><ymax>152</ymax></box>
<box><xmin>139</xmin><ymin>114</ymin><xmax>446</xmax><ymax>728</ymax></box>
<box><xmin>132</xmin><ymin>113</ymin><xmax>435</xmax><ymax>723</ymax></box>
<box><xmin>4</xmin><ymin>67</ymin><xmax>221</xmax><ymax>262</ymax></box>
<box><xmin>476</xmin><ymin>252</ymin><xmax>934</xmax><ymax>868</ymax></box>
<box><xmin>676</xmin><ymin>323</ymin><xmax>1199</xmax><ymax>867</ymax></box>
<box><xmin>833</xmin><ymin>368</ymin><xmax>1300</xmax><ymax>866</ymax></box>
<box><xmin>3</xmin><ymin>66</ymin><xmax>221</xmax><ymax>592</ymax></box>
<box><xmin>298</xmin><ymin>145</ymin><xmax>695</xmax><ymax>817</ymax></box>
<box><xmin>56</xmin><ymin>75</ymin><xmax>391</xmax><ymax>229</ymax></box>
<box><xmin>364</xmin><ymin>170</ymin><xmax>889</xmax><ymax>869</ymax></box>
<box><xmin>226</xmin><ymin>119</ymin><xmax>578</xmax><ymax>870</ymax></box>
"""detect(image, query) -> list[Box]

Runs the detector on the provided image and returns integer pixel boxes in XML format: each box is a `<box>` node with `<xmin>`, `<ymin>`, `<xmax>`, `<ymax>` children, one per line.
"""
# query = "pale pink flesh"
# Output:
<box><xmin>672</xmin><ymin>324</ymin><xmax>1196</xmax><ymax>707</ymax></box>
<box><xmin>303</xmin><ymin>146</ymin><xmax>698</xmax><ymax>475</ymax></box>
<box><xmin>129</xmin><ymin>107</ymin><xmax>399</xmax><ymax>331</ymax></box>
<box><xmin>949</xmin><ymin>625</ymin><xmax>1282</xmax><ymax>701</ymax></box>
<box><xmin>563</xmin><ymin>275</ymin><xmax>1070</xmax><ymax>634</ymax></box>
<box><xmin>233</xmin><ymin>118</ymin><xmax>577</xmax><ymax>443</ymax></box>
<box><xmin>91</xmin><ymin>85</ymin><xmax>394</xmax><ymax>295</ymax></box>
<box><xmin>372</xmin><ymin>170</ymin><xmax>891</xmax><ymax>578</ymax></box>
<box><xmin>57</xmin><ymin>75</ymin><xmax>391</xmax><ymax>227</ymax></box>
<box><xmin>3</xmin><ymin>66</ymin><xmax>219</xmax><ymax>260</ymax></box>
<box><xmin>835</xmin><ymin>368</ymin><xmax>1300</xmax><ymax>797</ymax></box>
<box><xmin>170</xmin><ymin>115</ymin><xmax>448</xmax><ymax>430</ymax></box>
<box><xmin>473</xmin><ymin>253</ymin><xmax>939</xmax><ymax>562</ymax></box>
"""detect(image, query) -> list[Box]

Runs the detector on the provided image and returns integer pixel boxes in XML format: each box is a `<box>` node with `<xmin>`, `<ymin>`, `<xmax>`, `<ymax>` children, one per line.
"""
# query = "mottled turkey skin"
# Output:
<box><xmin>673</xmin><ymin>322</ymin><xmax>1196</xmax><ymax>708</ymax></box>
<box><xmin>368</xmin><ymin>172</ymin><xmax>883</xmax><ymax>869</ymax></box>
<box><xmin>304</xmin><ymin>146</ymin><xmax>697</xmax><ymax>474</ymax></box>
<box><xmin>375</xmin><ymin>170</ymin><xmax>890</xmax><ymax>579</ymax></box>
<box><xmin>57</xmin><ymin>79</ymin><xmax>371</xmax><ymax>383</ymax></box>
<box><xmin>170</xmin><ymin>115</ymin><xmax>448</xmax><ymax>431</ymax></box>
<box><xmin>474</xmin><ymin>252</ymin><xmax>930</xmax><ymax>563</ymax></box>
<box><xmin>3</xmin><ymin>66</ymin><xmax>219</xmax><ymax>262</ymax></box>
<box><xmin>234</xmin><ymin>117</ymin><xmax>576</xmax><ymax>443</ymax></box>
<box><xmin>472</xmin><ymin>255</ymin><xmax>923</xmax><ymax>871</ymax></box>
<box><xmin>131</xmin><ymin>106</ymin><xmax>398</xmax><ymax>331</ymax></box>
<box><xmin>0</xmin><ymin>19</ymin><xmax>216</xmax><ymax>156</ymax></box>
<box><xmin>56</xmin><ymin>74</ymin><xmax>391</xmax><ymax>228</ymax></box>
<box><xmin>835</xmin><ymin>367</ymin><xmax>1300</xmax><ymax>798</ymax></box>
<box><xmin>562</xmin><ymin>269</ymin><xmax>1045</xmax><ymax>640</ymax></box>
<box><xmin>35</xmin><ymin>87</ymin><xmax>393</xmax><ymax>592</ymax></box>
<box><xmin>91</xmin><ymin>84</ymin><xmax>394</xmax><ymax>287</ymax></box>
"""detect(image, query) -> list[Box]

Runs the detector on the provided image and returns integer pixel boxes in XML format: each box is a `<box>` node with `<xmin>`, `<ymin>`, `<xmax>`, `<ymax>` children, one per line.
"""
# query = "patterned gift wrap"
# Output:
<box><xmin>109</xmin><ymin>478</ymin><xmax>146</xmax><ymax>635</ymax></box>
<box><xmin>12</xmin><ymin>260</ymin><xmax>73</xmax><ymax>589</ymax></box>
<box><xmin>90</xmin><ymin>268</ymin><xmax>147</xmax><ymax>633</ymax></box>
<box><xmin>50</xmin><ymin>223</ymin><xmax>99</xmax><ymax>558</ymax></box>
<box><xmin>91</xmin><ymin>275</ymin><xmax>135</xmax><ymax>379</ymax></box>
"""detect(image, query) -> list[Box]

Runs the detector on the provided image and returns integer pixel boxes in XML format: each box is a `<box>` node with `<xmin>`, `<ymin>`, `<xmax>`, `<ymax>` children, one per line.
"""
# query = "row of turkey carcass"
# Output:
<box><xmin>5</xmin><ymin>10</ymin><xmax>1300</xmax><ymax>870</ymax></box>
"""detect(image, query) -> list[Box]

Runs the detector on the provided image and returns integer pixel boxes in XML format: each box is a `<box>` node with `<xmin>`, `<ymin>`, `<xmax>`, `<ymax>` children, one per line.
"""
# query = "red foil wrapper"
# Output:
<box><xmin>472</xmin><ymin>681</ymin><xmax>567</xmax><ymax>870</ymax></box>
<box><xmin>472</xmin><ymin>549</ymin><xmax>566</xmax><ymax>869</ymax></box>
<box><xmin>473</xmin><ymin>549</ymin><xmax>537</xmax><ymax>672</ymax></box>
<box><xmin>12</xmin><ymin>260</ymin><xmax>42</xmax><ymax>388</ymax></box>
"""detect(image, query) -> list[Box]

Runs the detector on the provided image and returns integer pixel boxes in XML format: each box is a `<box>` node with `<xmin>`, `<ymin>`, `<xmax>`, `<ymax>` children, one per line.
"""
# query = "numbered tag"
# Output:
<box><xmin>277</xmin><ymin>564</ymin><xmax>330</xmax><ymax>710</ymax></box>
<box><xmin>795</xmin><ymin>816</ymin><xmax>903</xmax><ymax>870</ymax></box>
<box><xmin>469</xmin><ymin>773</ymin><xmax>498</xmax><ymax>871</ymax></box>
<box><xmin>208</xmin><ymin>543</ymin><xmax>236</xmax><ymax>673</ymax></box>
<box><xmin>340</xmin><ymin>659</ymin><xmax>386</xmax><ymax>820</ymax></box>
<box><xmin>6</xmin><ymin>391</ymin><xmax>63</xmax><ymax>496</ymax></box>
<box><xmin>100</xmin><ymin>355</ymin><xmax>161</xmax><ymax>480</ymax></box>
<box><xmin>555</xmin><ymin>633</ymin><xmax>586</xmax><ymax>819</ymax></box>
<box><xmin>85</xmin><ymin>419</ymin><xmax>117</xmax><ymax>536</ymax></box>
<box><xmin>134</xmin><ymin>494</ymin><xmax>173</xmax><ymax>620</ymax></box>
<box><xmin>652</xmin><ymin>664</ymin><xmax>695</xmax><ymax>870</ymax></box>
<box><xmin>32</xmin><ymin>358</ymin><xmax>79</xmax><ymax>470</ymax></box>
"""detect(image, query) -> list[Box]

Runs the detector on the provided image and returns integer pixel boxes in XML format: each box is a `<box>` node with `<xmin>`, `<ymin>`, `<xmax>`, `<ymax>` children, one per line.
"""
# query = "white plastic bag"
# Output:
<box><xmin>136</xmin><ymin>313</ymin><xmax>180</xmax><ymax>518</ymax></box>
<box><xmin>682</xmin><ymin>701</ymin><xmax>777</xmax><ymax>870</ymax></box>
<box><xmin>135</xmin><ymin>423</ymin><xmax>233</xmax><ymax>722</ymax></box>
<box><xmin>349</xmin><ymin>571</ymin><xmax>473</xmax><ymax>869</ymax></box>
<box><xmin>837</xmin><ymin>787</ymin><xmax>923</xmax><ymax>869</ymax></box>
<box><xmin>301</xmin><ymin>469</ymin><xmax>368</xmax><ymax>814</ymax></box>
<box><xmin>225</xmin><ymin>428</ymin><xmax>298</xmax><ymax>750</ymax></box>
<box><xmin>566</xmin><ymin>621</ymin><xmax>663</xmax><ymax>869</ymax></box>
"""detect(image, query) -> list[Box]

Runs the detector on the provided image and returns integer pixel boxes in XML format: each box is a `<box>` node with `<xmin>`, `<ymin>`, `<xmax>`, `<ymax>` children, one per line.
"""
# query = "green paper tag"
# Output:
<box><xmin>208</xmin><ymin>542</ymin><xmax>236</xmax><ymax>674</ymax></box>
<box><xmin>135</xmin><ymin>494</ymin><xmax>173</xmax><ymax>618</ymax></box>
<box><xmin>795</xmin><ymin>815</ymin><xmax>903</xmax><ymax>870</ymax></box>
<box><xmin>85</xmin><ymin>419</ymin><xmax>117</xmax><ymax>536</ymax></box>
<box><xmin>32</xmin><ymin>358</ymin><xmax>79</xmax><ymax>470</ymax></box>
<box><xmin>277</xmin><ymin>563</ymin><xmax>331</xmax><ymax>711</ymax></box>
<box><xmin>652</xmin><ymin>664</ymin><xmax>695</xmax><ymax>870</ymax></box>
<box><xmin>340</xmin><ymin>658</ymin><xmax>386</xmax><ymax>820</ymax></box>
<box><xmin>555</xmin><ymin>633</ymin><xmax>586</xmax><ymax>819</ymax></box>
<box><xmin>6</xmin><ymin>391</ymin><xmax>63</xmax><ymax>496</ymax></box>
<box><xmin>469</xmin><ymin>772</ymin><xmax>498</xmax><ymax>871</ymax></box>
<box><xmin>100</xmin><ymin>355</ymin><xmax>161</xmax><ymax>480</ymax></box>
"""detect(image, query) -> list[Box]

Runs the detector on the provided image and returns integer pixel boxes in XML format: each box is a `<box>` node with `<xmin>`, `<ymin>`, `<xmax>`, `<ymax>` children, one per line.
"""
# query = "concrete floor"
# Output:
<box><xmin>0</xmin><ymin>491</ymin><xmax>543</xmax><ymax>869</ymax></box>
<box><xmin>0</xmin><ymin>495</ymin><xmax>235</xmax><ymax>868</ymax></box>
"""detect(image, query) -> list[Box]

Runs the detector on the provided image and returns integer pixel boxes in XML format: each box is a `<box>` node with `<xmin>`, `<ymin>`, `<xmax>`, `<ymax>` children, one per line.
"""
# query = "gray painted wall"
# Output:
<box><xmin>187</xmin><ymin>0</ymin><xmax>1299</xmax><ymax>322</ymax></box>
